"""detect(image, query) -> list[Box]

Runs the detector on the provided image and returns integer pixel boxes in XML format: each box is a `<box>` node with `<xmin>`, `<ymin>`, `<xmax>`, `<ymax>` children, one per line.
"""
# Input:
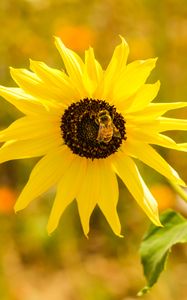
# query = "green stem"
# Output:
<box><xmin>169</xmin><ymin>181</ymin><xmax>187</xmax><ymax>203</ymax></box>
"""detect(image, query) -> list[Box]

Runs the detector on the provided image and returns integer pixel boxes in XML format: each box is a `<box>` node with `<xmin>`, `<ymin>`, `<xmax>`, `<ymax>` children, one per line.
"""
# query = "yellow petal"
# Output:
<box><xmin>119</xmin><ymin>81</ymin><xmax>160</xmax><ymax>112</ymax></box>
<box><xmin>112</xmin><ymin>153</ymin><xmax>162</xmax><ymax>226</ymax></box>
<box><xmin>0</xmin><ymin>86</ymin><xmax>48</xmax><ymax>115</ymax></box>
<box><xmin>177</xmin><ymin>143</ymin><xmax>187</xmax><ymax>150</ymax></box>
<box><xmin>76</xmin><ymin>159</ymin><xmax>99</xmax><ymax>237</ymax></box>
<box><xmin>115</xmin><ymin>58</ymin><xmax>157</xmax><ymax>103</ymax></box>
<box><xmin>29</xmin><ymin>60</ymin><xmax>79</xmax><ymax>105</ymax></box>
<box><xmin>107</xmin><ymin>36</ymin><xmax>129</xmax><ymax>74</ymax></box>
<box><xmin>129</xmin><ymin>129</ymin><xmax>187</xmax><ymax>152</ymax></box>
<box><xmin>97</xmin><ymin>160</ymin><xmax>122</xmax><ymax>237</ymax></box>
<box><xmin>54</xmin><ymin>36</ymin><xmax>86</xmax><ymax>97</ymax></box>
<box><xmin>151</xmin><ymin>134</ymin><xmax>187</xmax><ymax>152</ymax></box>
<box><xmin>47</xmin><ymin>156</ymin><xmax>87</xmax><ymax>234</ymax></box>
<box><xmin>10</xmin><ymin>67</ymin><xmax>69</xmax><ymax>104</ymax></box>
<box><xmin>29</xmin><ymin>59</ymin><xmax>70</xmax><ymax>87</ymax></box>
<box><xmin>15</xmin><ymin>146</ymin><xmax>73</xmax><ymax>212</ymax></box>
<box><xmin>83</xmin><ymin>47</ymin><xmax>103</xmax><ymax>96</ymax></box>
<box><xmin>156</xmin><ymin>117</ymin><xmax>187</xmax><ymax>132</ymax></box>
<box><xmin>127</xmin><ymin>102</ymin><xmax>187</xmax><ymax>119</ymax></box>
<box><xmin>0</xmin><ymin>134</ymin><xmax>62</xmax><ymax>163</ymax></box>
<box><xmin>0</xmin><ymin>115</ymin><xmax>60</xmax><ymax>142</ymax></box>
<box><xmin>104</xmin><ymin>36</ymin><xmax>129</xmax><ymax>83</ymax></box>
<box><xmin>123</xmin><ymin>140</ymin><xmax>186</xmax><ymax>186</ymax></box>
<box><xmin>85</xmin><ymin>47</ymin><xmax>103</xmax><ymax>84</ymax></box>
<box><xmin>96</xmin><ymin>36</ymin><xmax>129</xmax><ymax>99</ymax></box>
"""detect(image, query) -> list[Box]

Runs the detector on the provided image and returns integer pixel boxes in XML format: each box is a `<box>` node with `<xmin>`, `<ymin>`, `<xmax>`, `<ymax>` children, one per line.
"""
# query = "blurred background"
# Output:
<box><xmin>0</xmin><ymin>0</ymin><xmax>187</xmax><ymax>299</ymax></box>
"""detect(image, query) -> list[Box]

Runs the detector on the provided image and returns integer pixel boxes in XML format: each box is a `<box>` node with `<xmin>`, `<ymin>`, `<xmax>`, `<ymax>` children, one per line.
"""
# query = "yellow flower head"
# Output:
<box><xmin>0</xmin><ymin>37</ymin><xmax>186</xmax><ymax>236</ymax></box>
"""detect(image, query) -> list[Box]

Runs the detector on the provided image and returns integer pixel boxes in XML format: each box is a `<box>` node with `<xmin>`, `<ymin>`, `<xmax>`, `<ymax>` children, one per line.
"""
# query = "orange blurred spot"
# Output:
<box><xmin>54</xmin><ymin>24</ymin><xmax>95</xmax><ymax>51</ymax></box>
<box><xmin>150</xmin><ymin>183</ymin><xmax>176</xmax><ymax>211</ymax></box>
<box><xmin>0</xmin><ymin>186</ymin><xmax>17</xmax><ymax>214</ymax></box>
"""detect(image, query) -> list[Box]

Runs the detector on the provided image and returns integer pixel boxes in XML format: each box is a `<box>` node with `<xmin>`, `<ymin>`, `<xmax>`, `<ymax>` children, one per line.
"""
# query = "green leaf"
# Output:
<box><xmin>138</xmin><ymin>210</ymin><xmax>187</xmax><ymax>296</ymax></box>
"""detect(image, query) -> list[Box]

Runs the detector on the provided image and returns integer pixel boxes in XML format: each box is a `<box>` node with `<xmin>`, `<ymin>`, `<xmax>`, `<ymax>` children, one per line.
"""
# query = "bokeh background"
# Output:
<box><xmin>0</xmin><ymin>0</ymin><xmax>187</xmax><ymax>299</ymax></box>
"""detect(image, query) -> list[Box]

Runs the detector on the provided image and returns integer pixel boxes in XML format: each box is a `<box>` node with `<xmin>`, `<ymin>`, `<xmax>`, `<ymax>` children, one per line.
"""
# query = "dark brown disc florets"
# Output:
<box><xmin>61</xmin><ymin>98</ymin><xmax>126</xmax><ymax>159</ymax></box>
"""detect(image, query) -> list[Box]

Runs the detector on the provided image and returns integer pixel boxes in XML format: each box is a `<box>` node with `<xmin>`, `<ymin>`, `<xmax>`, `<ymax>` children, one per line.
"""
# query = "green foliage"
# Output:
<box><xmin>139</xmin><ymin>210</ymin><xmax>187</xmax><ymax>296</ymax></box>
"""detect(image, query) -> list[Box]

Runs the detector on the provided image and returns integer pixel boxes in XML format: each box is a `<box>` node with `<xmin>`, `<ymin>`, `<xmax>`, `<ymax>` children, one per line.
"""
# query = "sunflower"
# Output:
<box><xmin>0</xmin><ymin>36</ymin><xmax>186</xmax><ymax>237</ymax></box>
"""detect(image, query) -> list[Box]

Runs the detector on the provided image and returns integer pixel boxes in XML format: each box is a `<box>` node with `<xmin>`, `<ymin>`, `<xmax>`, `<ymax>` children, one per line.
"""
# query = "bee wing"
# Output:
<box><xmin>97</xmin><ymin>124</ymin><xmax>104</xmax><ymax>142</ymax></box>
<box><xmin>97</xmin><ymin>134</ymin><xmax>103</xmax><ymax>142</ymax></box>
<box><xmin>113</xmin><ymin>124</ymin><xmax>121</xmax><ymax>138</ymax></box>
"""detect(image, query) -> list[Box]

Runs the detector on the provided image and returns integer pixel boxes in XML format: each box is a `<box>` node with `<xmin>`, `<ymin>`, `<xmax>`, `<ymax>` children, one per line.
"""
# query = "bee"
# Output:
<box><xmin>96</xmin><ymin>110</ymin><xmax>121</xmax><ymax>143</ymax></box>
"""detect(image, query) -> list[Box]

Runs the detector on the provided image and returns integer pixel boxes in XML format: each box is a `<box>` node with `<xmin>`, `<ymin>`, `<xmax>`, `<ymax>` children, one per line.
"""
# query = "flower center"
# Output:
<box><xmin>61</xmin><ymin>98</ymin><xmax>126</xmax><ymax>159</ymax></box>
